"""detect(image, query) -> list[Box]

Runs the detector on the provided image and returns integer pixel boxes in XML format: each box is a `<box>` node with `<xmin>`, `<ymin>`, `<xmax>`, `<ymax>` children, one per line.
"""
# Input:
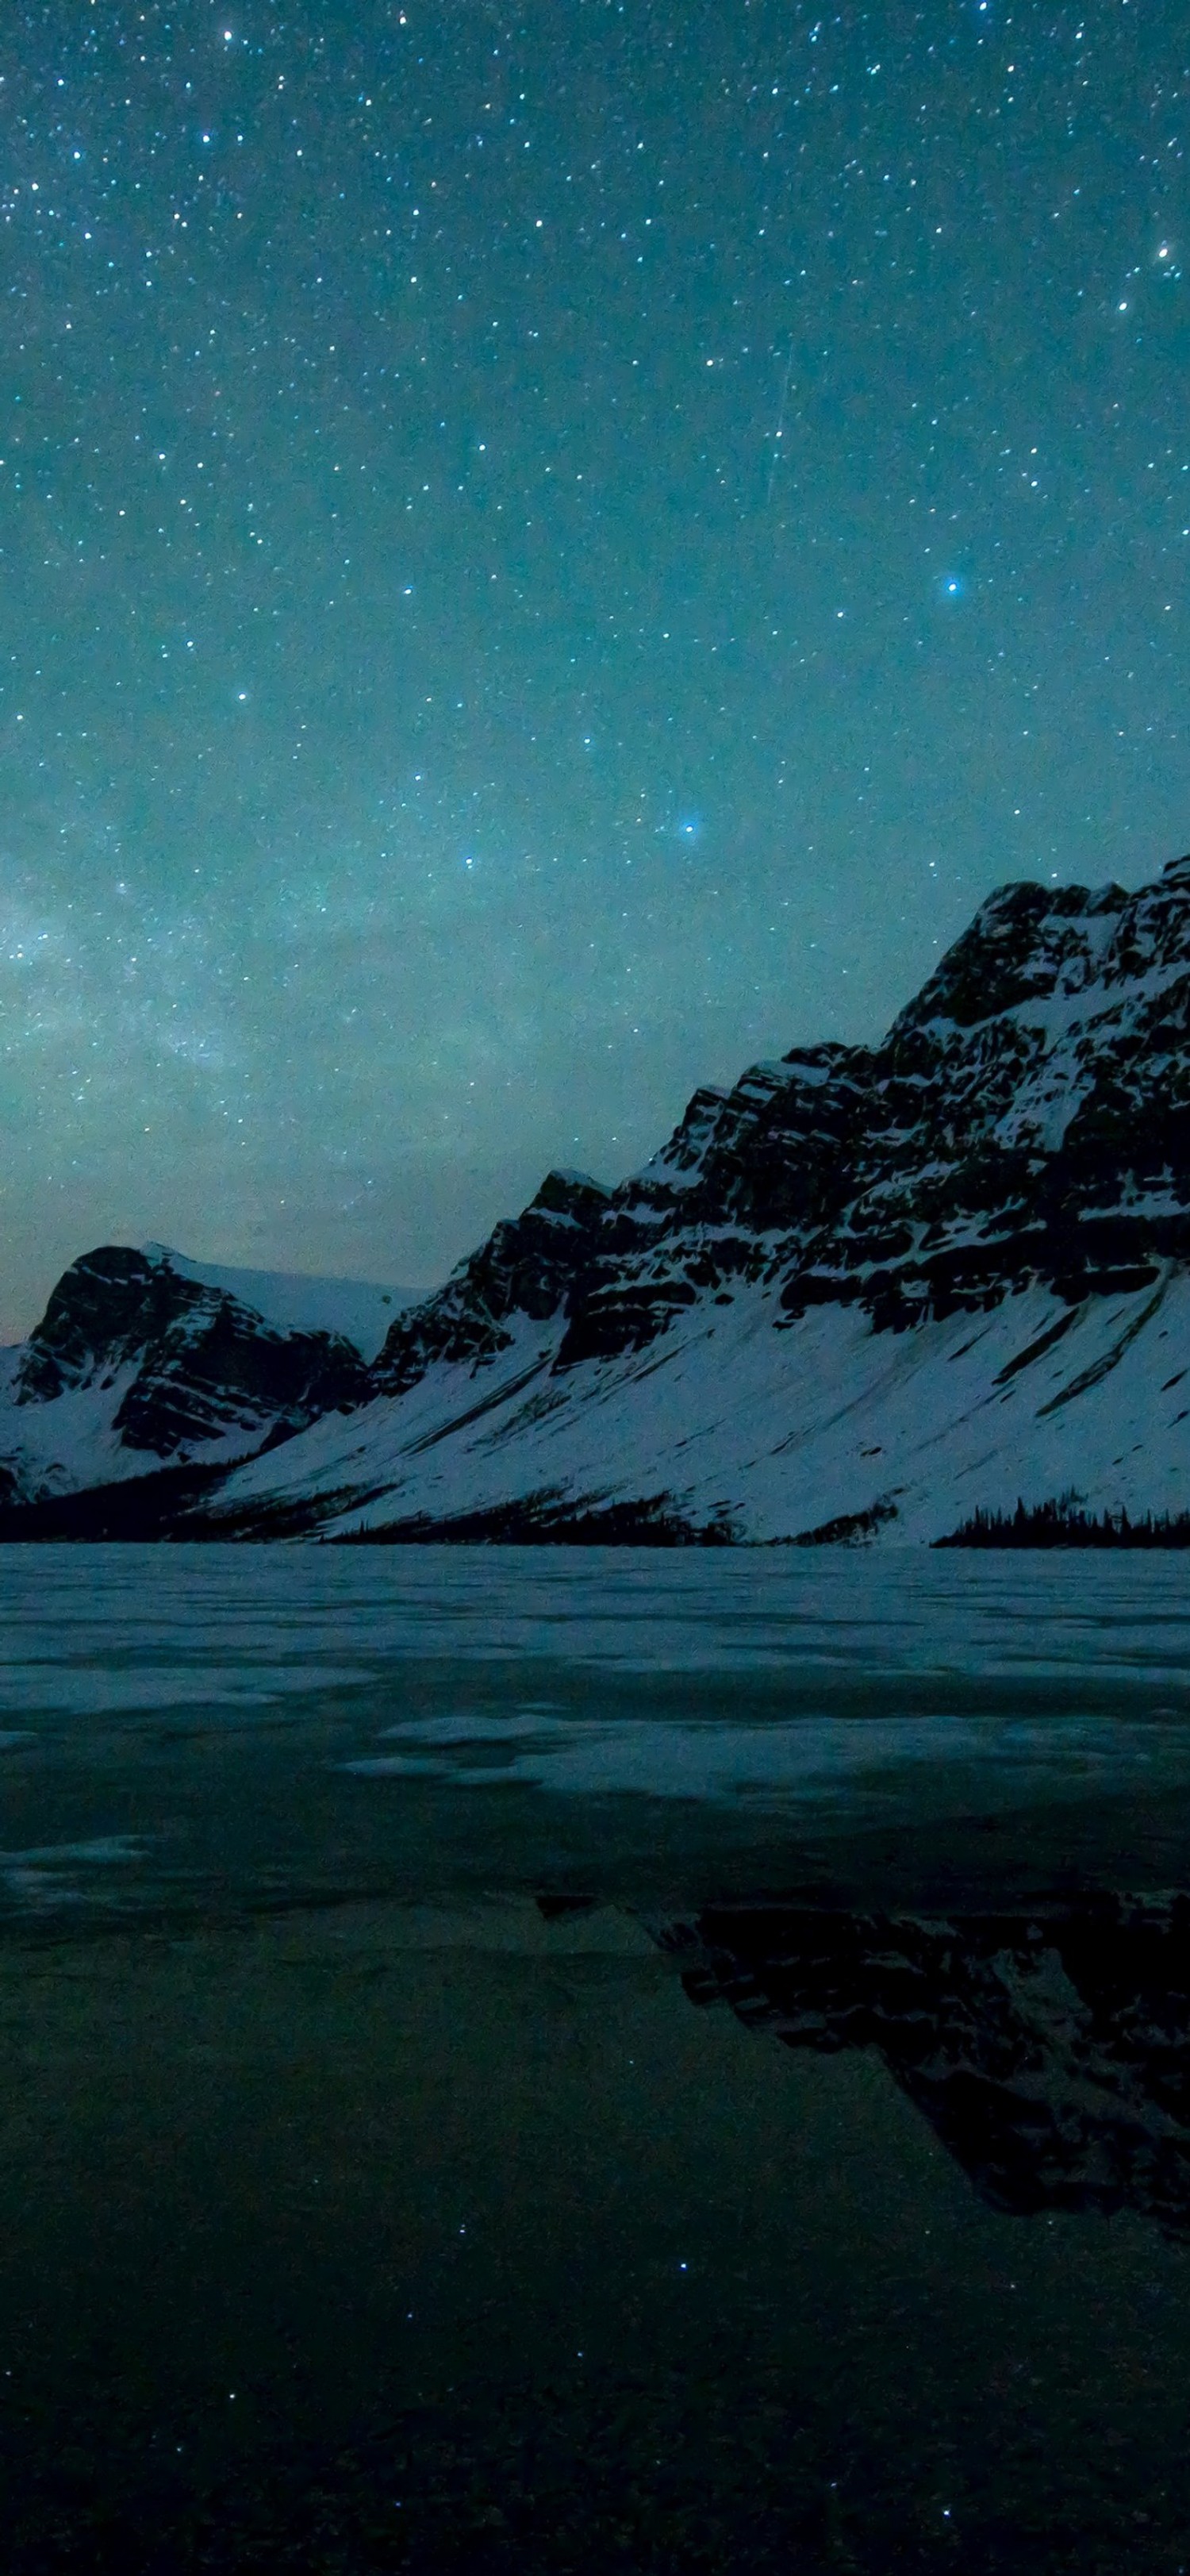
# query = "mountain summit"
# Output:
<box><xmin>0</xmin><ymin>1248</ymin><xmax>407</xmax><ymax>1513</ymax></box>
<box><xmin>5</xmin><ymin>854</ymin><xmax>1190</xmax><ymax>1541</ymax></box>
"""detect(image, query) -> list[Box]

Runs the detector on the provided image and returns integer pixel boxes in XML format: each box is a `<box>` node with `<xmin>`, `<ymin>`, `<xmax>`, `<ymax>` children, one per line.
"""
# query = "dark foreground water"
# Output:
<box><xmin>4</xmin><ymin>1546</ymin><xmax>1190</xmax><ymax>2572</ymax></box>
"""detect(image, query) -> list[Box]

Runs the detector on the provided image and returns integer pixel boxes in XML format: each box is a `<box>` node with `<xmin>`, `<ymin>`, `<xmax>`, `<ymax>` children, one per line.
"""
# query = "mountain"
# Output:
<box><xmin>198</xmin><ymin>850</ymin><xmax>1190</xmax><ymax>1543</ymax></box>
<box><xmin>0</xmin><ymin>1245</ymin><xmax>410</xmax><ymax>1511</ymax></box>
<box><xmin>4</xmin><ymin>850</ymin><xmax>1190</xmax><ymax>1541</ymax></box>
<box><xmin>140</xmin><ymin>1248</ymin><xmax>409</xmax><ymax>1363</ymax></box>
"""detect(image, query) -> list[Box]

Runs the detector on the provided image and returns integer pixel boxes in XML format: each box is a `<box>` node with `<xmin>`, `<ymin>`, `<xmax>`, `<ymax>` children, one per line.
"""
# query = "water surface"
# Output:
<box><xmin>2</xmin><ymin>1544</ymin><xmax>1190</xmax><ymax>2570</ymax></box>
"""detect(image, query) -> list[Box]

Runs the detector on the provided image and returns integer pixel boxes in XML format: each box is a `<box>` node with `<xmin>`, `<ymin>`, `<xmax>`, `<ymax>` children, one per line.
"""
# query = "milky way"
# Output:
<box><xmin>1</xmin><ymin>0</ymin><xmax>1186</xmax><ymax>1336</ymax></box>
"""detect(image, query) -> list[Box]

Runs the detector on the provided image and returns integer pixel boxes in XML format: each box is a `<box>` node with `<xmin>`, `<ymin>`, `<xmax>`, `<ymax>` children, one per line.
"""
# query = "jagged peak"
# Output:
<box><xmin>530</xmin><ymin>1169</ymin><xmax>612</xmax><ymax>1217</ymax></box>
<box><xmin>889</xmin><ymin>873</ymin><xmax>1131</xmax><ymax>1039</ymax></box>
<box><xmin>639</xmin><ymin>1083</ymin><xmax>733</xmax><ymax>1181</ymax></box>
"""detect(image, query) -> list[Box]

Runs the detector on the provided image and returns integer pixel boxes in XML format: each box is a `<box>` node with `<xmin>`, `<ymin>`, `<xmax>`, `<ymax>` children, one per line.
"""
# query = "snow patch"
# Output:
<box><xmin>142</xmin><ymin>1245</ymin><xmax>413</xmax><ymax>1359</ymax></box>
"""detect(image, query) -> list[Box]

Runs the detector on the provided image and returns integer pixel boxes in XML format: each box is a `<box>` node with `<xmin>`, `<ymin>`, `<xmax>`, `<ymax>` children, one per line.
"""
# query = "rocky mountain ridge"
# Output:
<box><xmin>0</xmin><ymin>1246</ymin><xmax>402</xmax><ymax>1509</ymax></box>
<box><xmin>368</xmin><ymin>853</ymin><xmax>1190</xmax><ymax>1395</ymax></box>
<box><xmin>4</xmin><ymin>850</ymin><xmax>1190</xmax><ymax>1540</ymax></box>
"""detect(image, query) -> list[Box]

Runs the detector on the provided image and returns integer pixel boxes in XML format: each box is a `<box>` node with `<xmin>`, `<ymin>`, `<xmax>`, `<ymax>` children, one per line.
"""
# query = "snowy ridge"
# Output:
<box><xmin>144</xmin><ymin>1248</ymin><xmax>411</xmax><ymax>1363</ymax></box>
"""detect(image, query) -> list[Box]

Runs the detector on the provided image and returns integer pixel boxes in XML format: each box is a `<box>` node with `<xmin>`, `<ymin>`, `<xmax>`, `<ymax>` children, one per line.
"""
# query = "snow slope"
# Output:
<box><xmin>206</xmin><ymin>1263</ymin><xmax>1190</xmax><ymax>1543</ymax></box>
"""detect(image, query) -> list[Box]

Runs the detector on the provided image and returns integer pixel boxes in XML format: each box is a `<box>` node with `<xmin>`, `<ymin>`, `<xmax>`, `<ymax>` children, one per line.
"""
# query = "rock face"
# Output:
<box><xmin>794</xmin><ymin>861</ymin><xmax>1190</xmax><ymax>1328</ymax></box>
<box><xmin>6</xmin><ymin>851</ymin><xmax>1190</xmax><ymax>1539</ymax></box>
<box><xmin>662</xmin><ymin>1895</ymin><xmax>1190</xmax><ymax>2234</ymax></box>
<box><xmin>370</xmin><ymin>855</ymin><xmax>1190</xmax><ymax>1387</ymax></box>
<box><xmin>372</xmin><ymin>1168</ymin><xmax>615</xmax><ymax>1394</ymax></box>
<box><xmin>0</xmin><ymin>1245</ymin><xmax>373</xmax><ymax>1505</ymax></box>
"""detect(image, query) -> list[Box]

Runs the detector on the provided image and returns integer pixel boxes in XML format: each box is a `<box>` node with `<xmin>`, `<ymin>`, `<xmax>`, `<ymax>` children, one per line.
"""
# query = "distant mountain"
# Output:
<box><xmin>0</xmin><ymin>1245</ymin><xmax>410</xmax><ymax>1509</ymax></box>
<box><xmin>140</xmin><ymin>1248</ymin><xmax>409</xmax><ymax>1364</ymax></box>
<box><xmin>4</xmin><ymin>852</ymin><xmax>1190</xmax><ymax>1540</ymax></box>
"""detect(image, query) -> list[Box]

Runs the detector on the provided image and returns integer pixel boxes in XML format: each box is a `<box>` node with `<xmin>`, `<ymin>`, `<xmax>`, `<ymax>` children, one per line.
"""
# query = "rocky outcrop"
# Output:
<box><xmin>555</xmin><ymin>1048</ymin><xmax>875</xmax><ymax>1368</ymax></box>
<box><xmin>372</xmin><ymin>1169</ymin><xmax>612</xmax><ymax>1394</ymax></box>
<box><xmin>789</xmin><ymin>863</ymin><xmax>1190</xmax><ymax>1327</ymax></box>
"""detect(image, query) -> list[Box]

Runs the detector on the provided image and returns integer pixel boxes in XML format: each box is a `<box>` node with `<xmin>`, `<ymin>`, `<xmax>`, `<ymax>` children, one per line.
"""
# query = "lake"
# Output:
<box><xmin>2</xmin><ymin>1543</ymin><xmax>1190</xmax><ymax>2571</ymax></box>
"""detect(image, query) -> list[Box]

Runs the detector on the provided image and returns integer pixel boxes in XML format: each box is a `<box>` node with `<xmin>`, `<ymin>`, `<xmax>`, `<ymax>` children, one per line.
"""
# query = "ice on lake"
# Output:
<box><xmin>5</xmin><ymin>1544</ymin><xmax>1190</xmax><ymax>2570</ymax></box>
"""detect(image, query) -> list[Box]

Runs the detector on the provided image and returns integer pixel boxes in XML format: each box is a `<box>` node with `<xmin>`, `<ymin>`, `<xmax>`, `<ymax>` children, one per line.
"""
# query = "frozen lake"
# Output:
<box><xmin>6</xmin><ymin>1543</ymin><xmax>1190</xmax><ymax>1921</ymax></box>
<box><xmin>2</xmin><ymin>1544</ymin><xmax>1190</xmax><ymax>2569</ymax></box>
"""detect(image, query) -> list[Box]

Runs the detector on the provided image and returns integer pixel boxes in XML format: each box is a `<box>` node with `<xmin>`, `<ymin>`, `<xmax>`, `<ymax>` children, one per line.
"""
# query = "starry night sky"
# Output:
<box><xmin>2</xmin><ymin>0</ymin><xmax>1187</xmax><ymax>1337</ymax></box>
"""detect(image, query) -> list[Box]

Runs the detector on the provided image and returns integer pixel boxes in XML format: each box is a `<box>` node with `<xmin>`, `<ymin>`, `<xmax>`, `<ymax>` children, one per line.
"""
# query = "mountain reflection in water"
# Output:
<box><xmin>658</xmin><ymin>1894</ymin><xmax>1190</xmax><ymax>2233</ymax></box>
<box><xmin>6</xmin><ymin>1547</ymin><xmax>1190</xmax><ymax>2569</ymax></box>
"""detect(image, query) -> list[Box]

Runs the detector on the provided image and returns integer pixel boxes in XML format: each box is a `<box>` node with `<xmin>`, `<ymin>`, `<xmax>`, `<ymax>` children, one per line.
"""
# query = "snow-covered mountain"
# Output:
<box><xmin>0</xmin><ymin>1244</ymin><xmax>409</xmax><ymax>1508</ymax></box>
<box><xmin>5</xmin><ymin>850</ymin><xmax>1190</xmax><ymax>1541</ymax></box>
<box><xmin>197</xmin><ymin>850</ymin><xmax>1190</xmax><ymax>1544</ymax></box>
